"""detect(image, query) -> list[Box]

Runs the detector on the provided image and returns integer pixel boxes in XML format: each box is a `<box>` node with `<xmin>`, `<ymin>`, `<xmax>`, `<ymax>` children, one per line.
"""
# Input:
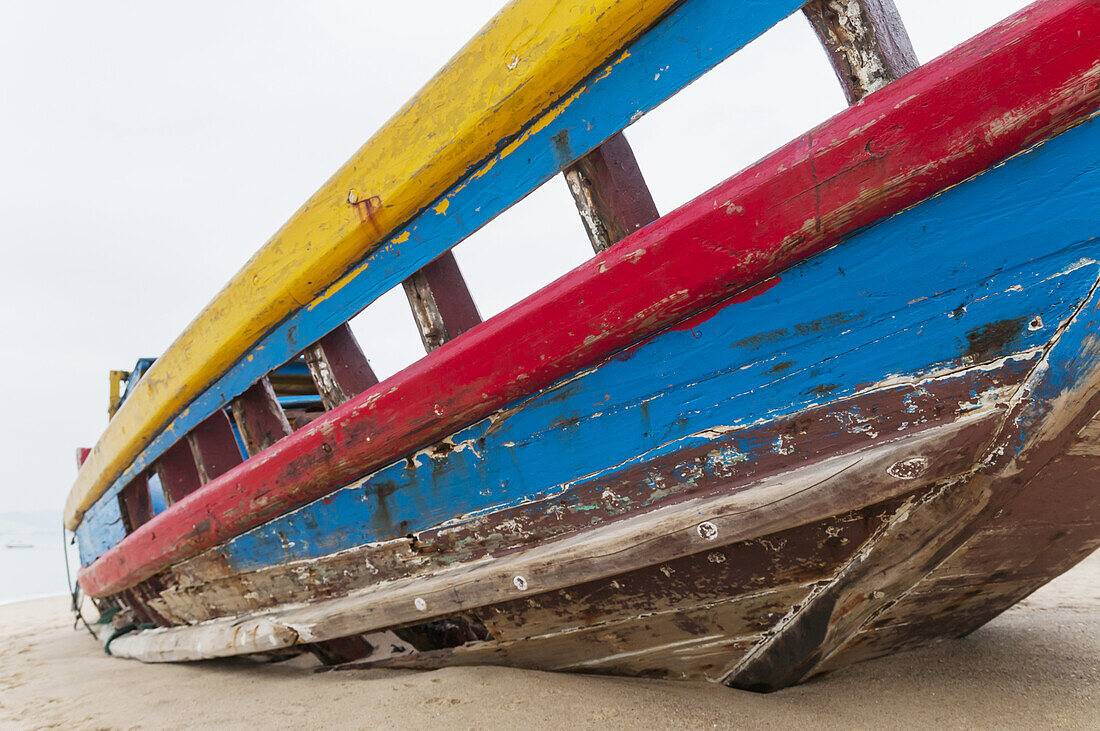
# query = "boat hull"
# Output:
<box><xmin>99</xmin><ymin>109</ymin><xmax>1100</xmax><ymax>689</ymax></box>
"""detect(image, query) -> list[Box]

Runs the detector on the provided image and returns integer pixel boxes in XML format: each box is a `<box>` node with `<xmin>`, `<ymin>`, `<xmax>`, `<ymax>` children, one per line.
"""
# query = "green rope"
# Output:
<box><xmin>103</xmin><ymin>622</ymin><xmax>158</xmax><ymax>656</ymax></box>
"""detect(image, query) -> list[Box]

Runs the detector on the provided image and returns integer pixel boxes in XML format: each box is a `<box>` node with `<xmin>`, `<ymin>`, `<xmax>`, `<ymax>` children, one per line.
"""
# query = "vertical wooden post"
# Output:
<box><xmin>154</xmin><ymin>440</ymin><xmax>203</xmax><ymax>504</ymax></box>
<box><xmin>401</xmin><ymin>250</ymin><xmax>483</xmax><ymax>352</ymax></box>
<box><xmin>304</xmin><ymin>323</ymin><xmax>380</xmax><ymax>410</ymax></box>
<box><xmin>119</xmin><ymin>473</ymin><xmax>154</xmax><ymax>533</ymax></box>
<box><xmin>802</xmin><ymin>0</ymin><xmax>918</xmax><ymax>104</ymax></box>
<box><xmin>230</xmin><ymin>377</ymin><xmax>293</xmax><ymax>456</ymax></box>
<box><xmin>562</xmin><ymin>131</ymin><xmax>660</xmax><ymax>253</ymax></box>
<box><xmin>186</xmin><ymin>410</ymin><xmax>244</xmax><ymax>485</ymax></box>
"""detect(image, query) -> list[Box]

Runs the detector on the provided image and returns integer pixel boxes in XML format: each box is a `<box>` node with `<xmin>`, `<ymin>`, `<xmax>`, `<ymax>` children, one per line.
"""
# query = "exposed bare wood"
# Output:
<box><xmin>303</xmin><ymin>324</ymin><xmax>380</xmax><ymax>410</ymax></box>
<box><xmin>185</xmin><ymin>410</ymin><xmax>243</xmax><ymax>485</ymax></box>
<box><xmin>149</xmin><ymin>363</ymin><xmax>1019</xmax><ymax>623</ymax></box>
<box><xmin>803</xmin><ymin>0</ymin><xmax>919</xmax><ymax>104</ymax></box>
<box><xmin>562</xmin><ymin>131</ymin><xmax>659</xmax><ymax>252</ymax></box>
<box><xmin>153</xmin><ymin>441</ymin><xmax>202</xmax><ymax>505</ymax></box>
<box><xmin>230</xmin><ymin>378</ymin><xmax>293</xmax><ymax>457</ymax></box>
<box><xmin>108</xmin><ymin>414</ymin><xmax>997</xmax><ymax>660</ymax></box>
<box><xmin>401</xmin><ymin>251</ymin><xmax>482</xmax><ymax>352</ymax></box>
<box><xmin>330</xmin><ymin>586</ymin><xmax>808</xmax><ymax>680</ymax></box>
<box><xmin>724</xmin><ymin>474</ymin><xmax>990</xmax><ymax>691</ymax></box>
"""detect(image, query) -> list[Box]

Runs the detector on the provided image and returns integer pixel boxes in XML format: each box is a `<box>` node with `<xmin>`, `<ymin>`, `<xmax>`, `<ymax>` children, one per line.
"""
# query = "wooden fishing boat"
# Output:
<box><xmin>67</xmin><ymin>0</ymin><xmax>1100</xmax><ymax>691</ymax></box>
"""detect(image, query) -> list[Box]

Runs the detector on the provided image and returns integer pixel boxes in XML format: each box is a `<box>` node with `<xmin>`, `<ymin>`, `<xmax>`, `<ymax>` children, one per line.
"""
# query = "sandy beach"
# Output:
<box><xmin>0</xmin><ymin>552</ymin><xmax>1094</xmax><ymax>729</ymax></box>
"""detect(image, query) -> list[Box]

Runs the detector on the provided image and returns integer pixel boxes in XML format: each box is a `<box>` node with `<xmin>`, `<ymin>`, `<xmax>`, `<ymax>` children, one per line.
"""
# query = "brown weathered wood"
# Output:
<box><xmin>803</xmin><ymin>0</ymin><xmax>918</xmax><ymax>104</ymax></box>
<box><xmin>303</xmin><ymin>324</ymin><xmax>380</xmax><ymax>410</ymax></box>
<box><xmin>401</xmin><ymin>250</ymin><xmax>482</xmax><ymax>352</ymax></box>
<box><xmin>330</xmin><ymin>586</ymin><xmax>807</xmax><ymax>680</ymax></box>
<box><xmin>230</xmin><ymin>377</ymin><xmax>293</xmax><ymax>457</ymax></box>
<box><xmin>186</xmin><ymin>410</ymin><xmax>244</xmax><ymax>485</ymax></box>
<box><xmin>724</xmin><ymin>477</ymin><xmax>986</xmax><ymax>691</ymax></box>
<box><xmin>562</xmin><ymin>131</ymin><xmax>659</xmax><ymax>252</ymax></box>
<box><xmin>308</xmin><ymin>635</ymin><xmax>376</xmax><ymax>666</ymax></box>
<box><xmin>142</xmin><ymin>362</ymin><xmax>1016</xmax><ymax>627</ymax></box>
<box><xmin>118</xmin><ymin>474</ymin><xmax>154</xmax><ymax>533</ymax></box>
<box><xmin>112</xmin><ymin>415</ymin><xmax>997</xmax><ymax>656</ymax></box>
<box><xmin>154</xmin><ymin>441</ymin><xmax>203</xmax><ymax>505</ymax></box>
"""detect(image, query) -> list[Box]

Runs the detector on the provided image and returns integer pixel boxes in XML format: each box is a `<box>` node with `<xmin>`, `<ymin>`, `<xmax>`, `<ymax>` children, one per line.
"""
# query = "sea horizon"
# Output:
<box><xmin>0</xmin><ymin>510</ymin><xmax>82</xmax><ymax>605</ymax></box>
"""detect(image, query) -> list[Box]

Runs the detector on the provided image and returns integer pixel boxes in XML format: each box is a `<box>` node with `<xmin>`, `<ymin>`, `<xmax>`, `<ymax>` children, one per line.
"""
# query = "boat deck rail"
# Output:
<box><xmin>66</xmin><ymin>0</ymin><xmax>1100</xmax><ymax>598</ymax></box>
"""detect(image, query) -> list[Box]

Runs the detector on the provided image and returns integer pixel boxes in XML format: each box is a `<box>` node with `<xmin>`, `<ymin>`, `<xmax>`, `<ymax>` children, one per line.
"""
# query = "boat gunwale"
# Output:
<box><xmin>75</xmin><ymin>0</ymin><xmax>1100</xmax><ymax>598</ymax></box>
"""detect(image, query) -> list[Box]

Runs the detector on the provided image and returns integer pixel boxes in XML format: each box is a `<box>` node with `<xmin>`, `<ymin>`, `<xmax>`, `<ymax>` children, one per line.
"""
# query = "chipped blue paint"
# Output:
<box><xmin>217</xmin><ymin>110</ymin><xmax>1100</xmax><ymax>573</ymax></box>
<box><xmin>75</xmin><ymin>0</ymin><xmax>811</xmax><ymax>562</ymax></box>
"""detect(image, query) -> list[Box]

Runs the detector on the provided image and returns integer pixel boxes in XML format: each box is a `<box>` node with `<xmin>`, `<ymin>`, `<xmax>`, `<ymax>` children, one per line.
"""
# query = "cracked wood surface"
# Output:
<box><xmin>105</xmin><ymin>118</ymin><xmax>1100</xmax><ymax>682</ymax></box>
<box><xmin>562</xmin><ymin>131</ymin><xmax>659</xmax><ymax>253</ymax></box>
<box><xmin>151</xmin><ymin>365</ymin><xmax>1025</xmax><ymax>623</ymax></box>
<box><xmin>229</xmin><ymin>378</ymin><xmax>292</xmax><ymax>457</ymax></box>
<box><xmin>106</xmin><ymin>415</ymin><xmax>998</xmax><ymax>662</ymax></box>
<box><xmin>65</xmin><ymin>0</ymin><xmax>700</xmax><ymax>530</ymax></box>
<box><xmin>76</xmin><ymin>3</ymin><xmax>1100</xmax><ymax>596</ymax></box>
<box><xmin>803</xmin><ymin>0</ymin><xmax>918</xmax><ymax>104</ymax></box>
<box><xmin>401</xmin><ymin>250</ymin><xmax>482</xmax><ymax>352</ymax></box>
<box><xmin>302</xmin><ymin>324</ymin><xmax>379</xmax><ymax>410</ymax></box>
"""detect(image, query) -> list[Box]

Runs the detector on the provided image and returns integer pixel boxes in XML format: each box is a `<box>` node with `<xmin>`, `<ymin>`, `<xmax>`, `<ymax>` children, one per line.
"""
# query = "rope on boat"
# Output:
<box><xmin>62</xmin><ymin>521</ymin><xmax>95</xmax><ymax>638</ymax></box>
<box><xmin>102</xmin><ymin>621</ymin><xmax>157</xmax><ymax>656</ymax></box>
<box><xmin>60</xmin><ymin>523</ymin><xmax>157</xmax><ymax>654</ymax></box>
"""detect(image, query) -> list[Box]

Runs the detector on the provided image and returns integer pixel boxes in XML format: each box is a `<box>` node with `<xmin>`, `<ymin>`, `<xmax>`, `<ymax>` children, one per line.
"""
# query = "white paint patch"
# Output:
<box><xmin>413</xmin><ymin>597</ymin><xmax>427</xmax><ymax>611</ymax></box>
<box><xmin>697</xmin><ymin>521</ymin><xmax>718</xmax><ymax>540</ymax></box>
<box><xmin>513</xmin><ymin>575</ymin><xmax>528</xmax><ymax>591</ymax></box>
<box><xmin>887</xmin><ymin>456</ymin><xmax>929</xmax><ymax>480</ymax></box>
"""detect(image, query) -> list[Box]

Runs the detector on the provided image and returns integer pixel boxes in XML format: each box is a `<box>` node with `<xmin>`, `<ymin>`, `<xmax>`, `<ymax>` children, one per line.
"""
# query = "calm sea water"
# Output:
<box><xmin>0</xmin><ymin>512</ymin><xmax>82</xmax><ymax>605</ymax></box>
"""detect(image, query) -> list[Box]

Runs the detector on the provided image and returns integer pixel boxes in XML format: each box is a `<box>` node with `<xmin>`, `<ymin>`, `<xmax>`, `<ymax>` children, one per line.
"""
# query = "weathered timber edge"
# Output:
<box><xmin>76</xmin><ymin>1</ymin><xmax>1100</xmax><ymax>598</ymax></box>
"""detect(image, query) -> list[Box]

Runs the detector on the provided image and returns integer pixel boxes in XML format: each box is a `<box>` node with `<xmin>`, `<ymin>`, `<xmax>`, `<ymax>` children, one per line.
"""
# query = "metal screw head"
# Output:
<box><xmin>697</xmin><ymin>521</ymin><xmax>719</xmax><ymax>540</ymax></box>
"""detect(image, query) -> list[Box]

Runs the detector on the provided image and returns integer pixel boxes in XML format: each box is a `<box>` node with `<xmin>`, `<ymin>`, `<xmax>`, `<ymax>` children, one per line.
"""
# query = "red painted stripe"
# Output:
<box><xmin>79</xmin><ymin>0</ymin><xmax>1100</xmax><ymax>598</ymax></box>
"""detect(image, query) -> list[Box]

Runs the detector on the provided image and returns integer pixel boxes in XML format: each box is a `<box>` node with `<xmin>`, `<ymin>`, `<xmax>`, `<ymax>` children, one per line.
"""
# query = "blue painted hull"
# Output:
<box><xmin>100</xmin><ymin>108</ymin><xmax>1100</xmax><ymax>686</ymax></box>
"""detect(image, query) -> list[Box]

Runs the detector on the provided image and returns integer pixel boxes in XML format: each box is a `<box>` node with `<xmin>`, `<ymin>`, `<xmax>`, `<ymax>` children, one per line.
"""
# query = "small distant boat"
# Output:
<box><xmin>66</xmin><ymin>0</ymin><xmax>1100</xmax><ymax>691</ymax></box>
<box><xmin>5</xmin><ymin>541</ymin><xmax>33</xmax><ymax>549</ymax></box>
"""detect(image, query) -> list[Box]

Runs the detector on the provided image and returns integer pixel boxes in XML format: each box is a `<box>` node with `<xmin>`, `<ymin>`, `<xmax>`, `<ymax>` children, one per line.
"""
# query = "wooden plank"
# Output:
<box><xmin>185</xmin><ymin>410</ymin><xmax>243</xmax><ymax>485</ymax></box>
<box><xmin>75</xmin><ymin>6</ymin><xmax>1100</xmax><ymax>595</ymax></box>
<box><xmin>803</xmin><ymin>0</ymin><xmax>918</xmax><ymax>104</ymax></box>
<box><xmin>229</xmin><ymin>378</ymin><xmax>292</xmax><ymax>456</ymax></box>
<box><xmin>63</xmin><ymin>0</ymin><xmax>843</xmax><ymax>533</ymax></box>
<box><xmin>161</xmin><ymin>356</ymin><xmax>1041</xmax><ymax>614</ymax></box>
<box><xmin>401</xmin><ymin>250</ymin><xmax>482</xmax><ymax>352</ymax></box>
<box><xmin>153</xmin><ymin>441</ymin><xmax>202</xmax><ymax>505</ymax></box>
<box><xmin>118</xmin><ymin>474</ymin><xmax>154</xmax><ymax>533</ymax></box>
<box><xmin>303</xmin><ymin>324</ymin><xmax>379</xmax><ymax>410</ymax></box>
<box><xmin>154</xmin><ymin>382</ymin><xmax>1003</xmax><ymax>620</ymax></box>
<box><xmin>102</xmin><ymin>417</ymin><xmax>997</xmax><ymax>661</ymax></box>
<box><xmin>562</xmin><ymin>131</ymin><xmax>659</xmax><ymax>252</ymax></box>
<box><xmin>64</xmin><ymin>0</ymin><xmax>698</xmax><ymax>530</ymax></box>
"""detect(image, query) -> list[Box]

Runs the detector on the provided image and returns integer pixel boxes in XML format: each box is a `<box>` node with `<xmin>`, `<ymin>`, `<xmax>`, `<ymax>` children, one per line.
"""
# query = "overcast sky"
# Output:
<box><xmin>0</xmin><ymin>0</ymin><xmax>1032</xmax><ymax>515</ymax></box>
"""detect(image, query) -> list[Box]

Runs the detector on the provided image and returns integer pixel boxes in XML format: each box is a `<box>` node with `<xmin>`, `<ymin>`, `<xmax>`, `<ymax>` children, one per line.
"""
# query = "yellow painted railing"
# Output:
<box><xmin>65</xmin><ymin>0</ymin><xmax>681</xmax><ymax>530</ymax></box>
